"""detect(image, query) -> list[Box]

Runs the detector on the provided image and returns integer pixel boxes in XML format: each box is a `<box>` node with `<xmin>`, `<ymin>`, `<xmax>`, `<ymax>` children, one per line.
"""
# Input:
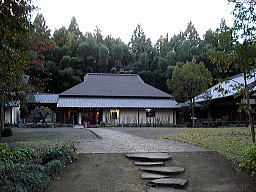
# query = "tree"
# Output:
<box><xmin>209</xmin><ymin>0</ymin><xmax>256</xmax><ymax>142</ymax></box>
<box><xmin>0</xmin><ymin>0</ymin><xmax>34</xmax><ymax>139</ymax></box>
<box><xmin>27</xmin><ymin>13</ymin><xmax>55</xmax><ymax>91</ymax></box>
<box><xmin>167</xmin><ymin>59</ymin><xmax>212</xmax><ymax>126</ymax></box>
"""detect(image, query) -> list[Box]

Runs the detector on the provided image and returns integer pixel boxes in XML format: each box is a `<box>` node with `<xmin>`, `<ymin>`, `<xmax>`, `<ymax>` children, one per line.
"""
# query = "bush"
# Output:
<box><xmin>0</xmin><ymin>163</ymin><xmax>50</xmax><ymax>192</ymax></box>
<box><xmin>45</xmin><ymin>159</ymin><xmax>65</xmax><ymax>177</ymax></box>
<box><xmin>0</xmin><ymin>142</ymin><xmax>77</xmax><ymax>192</ymax></box>
<box><xmin>42</xmin><ymin>142</ymin><xmax>76</xmax><ymax>164</ymax></box>
<box><xmin>240</xmin><ymin>144</ymin><xmax>256</xmax><ymax>180</ymax></box>
<box><xmin>1</xmin><ymin>128</ymin><xmax>13</xmax><ymax>137</ymax></box>
<box><xmin>0</xmin><ymin>144</ymin><xmax>38</xmax><ymax>167</ymax></box>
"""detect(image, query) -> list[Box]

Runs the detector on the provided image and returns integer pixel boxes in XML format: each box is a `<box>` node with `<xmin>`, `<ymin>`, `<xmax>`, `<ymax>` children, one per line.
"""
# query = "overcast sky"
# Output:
<box><xmin>32</xmin><ymin>0</ymin><xmax>234</xmax><ymax>43</ymax></box>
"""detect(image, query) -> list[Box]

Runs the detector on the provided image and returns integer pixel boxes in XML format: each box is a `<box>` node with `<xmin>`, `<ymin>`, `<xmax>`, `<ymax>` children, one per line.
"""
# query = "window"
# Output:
<box><xmin>110</xmin><ymin>109</ymin><xmax>120</xmax><ymax>119</ymax></box>
<box><xmin>146</xmin><ymin>109</ymin><xmax>155</xmax><ymax>117</ymax></box>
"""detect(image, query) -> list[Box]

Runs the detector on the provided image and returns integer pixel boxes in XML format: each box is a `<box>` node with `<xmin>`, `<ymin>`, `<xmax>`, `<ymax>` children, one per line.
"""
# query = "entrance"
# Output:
<box><xmin>81</xmin><ymin>109</ymin><xmax>102</xmax><ymax>125</ymax></box>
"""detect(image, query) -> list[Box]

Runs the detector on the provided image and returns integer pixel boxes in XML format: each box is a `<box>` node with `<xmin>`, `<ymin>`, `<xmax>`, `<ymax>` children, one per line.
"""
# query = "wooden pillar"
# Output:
<box><xmin>137</xmin><ymin>108</ymin><xmax>140</xmax><ymax>125</ymax></box>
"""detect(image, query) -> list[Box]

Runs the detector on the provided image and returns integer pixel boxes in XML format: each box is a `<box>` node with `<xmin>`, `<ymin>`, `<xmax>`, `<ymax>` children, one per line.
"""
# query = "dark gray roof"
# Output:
<box><xmin>28</xmin><ymin>93</ymin><xmax>59</xmax><ymax>104</ymax></box>
<box><xmin>195</xmin><ymin>71</ymin><xmax>256</xmax><ymax>102</ymax></box>
<box><xmin>5</xmin><ymin>101</ymin><xmax>20</xmax><ymax>107</ymax></box>
<box><xmin>57</xmin><ymin>97</ymin><xmax>180</xmax><ymax>108</ymax></box>
<box><xmin>60</xmin><ymin>73</ymin><xmax>170</xmax><ymax>98</ymax></box>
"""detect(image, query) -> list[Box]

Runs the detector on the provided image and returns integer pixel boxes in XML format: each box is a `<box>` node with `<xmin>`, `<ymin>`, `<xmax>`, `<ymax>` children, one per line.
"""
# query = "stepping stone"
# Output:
<box><xmin>140</xmin><ymin>166</ymin><xmax>185</xmax><ymax>175</ymax></box>
<box><xmin>147</xmin><ymin>187</ymin><xmax>186</xmax><ymax>192</ymax></box>
<box><xmin>141</xmin><ymin>172</ymin><xmax>170</xmax><ymax>179</ymax></box>
<box><xmin>134</xmin><ymin>161</ymin><xmax>165</xmax><ymax>166</ymax></box>
<box><xmin>125</xmin><ymin>153</ymin><xmax>171</xmax><ymax>161</ymax></box>
<box><xmin>148</xmin><ymin>178</ymin><xmax>189</xmax><ymax>188</ymax></box>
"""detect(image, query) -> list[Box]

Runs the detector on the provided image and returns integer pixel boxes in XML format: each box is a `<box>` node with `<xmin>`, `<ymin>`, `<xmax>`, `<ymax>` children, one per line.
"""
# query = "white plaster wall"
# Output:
<box><xmin>103</xmin><ymin>108</ymin><xmax>176</xmax><ymax>125</ymax></box>
<box><xmin>5</xmin><ymin>108</ymin><xmax>11</xmax><ymax>124</ymax></box>
<box><xmin>4</xmin><ymin>106</ymin><xmax>20</xmax><ymax>124</ymax></box>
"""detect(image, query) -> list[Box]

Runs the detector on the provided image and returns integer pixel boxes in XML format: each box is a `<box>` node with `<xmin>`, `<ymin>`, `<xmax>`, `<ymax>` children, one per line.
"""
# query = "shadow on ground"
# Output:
<box><xmin>46</xmin><ymin>151</ymin><xmax>256</xmax><ymax>192</ymax></box>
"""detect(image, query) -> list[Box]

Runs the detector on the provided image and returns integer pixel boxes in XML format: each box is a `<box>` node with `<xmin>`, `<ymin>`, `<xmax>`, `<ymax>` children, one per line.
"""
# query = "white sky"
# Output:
<box><xmin>32</xmin><ymin>0</ymin><xmax>234</xmax><ymax>43</ymax></box>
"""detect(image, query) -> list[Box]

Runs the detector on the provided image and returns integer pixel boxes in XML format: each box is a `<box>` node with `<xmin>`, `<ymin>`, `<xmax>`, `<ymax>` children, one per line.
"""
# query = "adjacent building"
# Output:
<box><xmin>195</xmin><ymin>72</ymin><xmax>256</xmax><ymax>125</ymax></box>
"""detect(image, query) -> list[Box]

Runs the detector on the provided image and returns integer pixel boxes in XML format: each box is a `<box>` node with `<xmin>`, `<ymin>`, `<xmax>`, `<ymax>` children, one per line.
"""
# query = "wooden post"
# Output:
<box><xmin>137</xmin><ymin>108</ymin><xmax>140</xmax><ymax>126</ymax></box>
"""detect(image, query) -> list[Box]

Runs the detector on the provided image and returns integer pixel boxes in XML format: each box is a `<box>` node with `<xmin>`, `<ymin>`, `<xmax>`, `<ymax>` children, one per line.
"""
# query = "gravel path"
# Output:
<box><xmin>76</xmin><ymin>128</ymin><xmax>208</xmax><ymax>153</ymax></box>
<box><xmin>106</xmin><ymin>127</ymin><xmax>188</xmax><ymax>139</ymax></box>
<box><xmin>3</xmin><ymin>127</ymin><xmax>206</xmax><ymax>153</ymax></box>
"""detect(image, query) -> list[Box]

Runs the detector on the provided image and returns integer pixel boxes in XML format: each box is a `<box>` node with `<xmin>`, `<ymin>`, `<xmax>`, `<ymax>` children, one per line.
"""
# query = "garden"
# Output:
<box><xmin>0</xmin><ymin>138</ymin><xmax>77</xmax><ymax>192</ymax></box>
<box><xmin>158</xmin><ymin>127</ymin><xmax>256</xmax><ymax>180</ymax></box>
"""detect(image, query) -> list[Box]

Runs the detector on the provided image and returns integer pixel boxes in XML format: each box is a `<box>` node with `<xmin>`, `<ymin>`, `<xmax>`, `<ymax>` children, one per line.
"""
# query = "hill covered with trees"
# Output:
<box><xmin>30</xmin><ymin>14</ymin><xmax>237</xmax><ymax>94</ymax></box>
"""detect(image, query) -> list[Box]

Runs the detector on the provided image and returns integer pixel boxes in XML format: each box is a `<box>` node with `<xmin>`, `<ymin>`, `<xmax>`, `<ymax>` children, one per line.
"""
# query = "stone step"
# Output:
<box><xmin>73</xmin><ymin>125</ymin><xmax>84</xmax><ymax>129</ymax></box>
<box><xmin>125</xmin><ymin>153</ymin><xmax>172</xmax><ymax>162</ymax></box>
<box><xmin>148</xmin><ymin>178</ymin><xmax>189</xmax><ymax>188</ymax></box>
<box><xmin>141</xmin><ymin>172</ymin><xmax>170</xmax><ymax>179</ymax></box>
<box><xmin>134</xmin><ymin>161</ymin><xmax>165</xmax><ymax>166</ymax></box>
<box><xmin>140</xmin><ymin>166</ymin><xmax>185</xmax><ymax>175</ymax></box>
<box><xmin>147</xmin><ymin>187</ymin><xmax>186</xmax><ymax>192</ymax></box>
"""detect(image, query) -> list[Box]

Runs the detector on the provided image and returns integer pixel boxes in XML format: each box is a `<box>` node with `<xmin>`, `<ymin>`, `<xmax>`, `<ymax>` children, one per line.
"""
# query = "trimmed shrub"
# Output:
<box><xmin>0</xmin><ymin>163</ymin><xmax>50</xmax><ymax>192</ymax></box>
<box><xmin>45</xmin><ymin>159</ymin><xmax>65</xmax><ymax>177</ymax></box>
<box><xmin>42</xmin><ymin>142</ymin><xmax>76</xmax><ymax>164</ymax></box>
<box><xmin>240</xmin><ymin>144</ymin><xmax>256</xmax><ymax>180</ymax></box>
<box><xmin>1</xmin><ymin>128</ymin><xmax>13</xmax><ymax>137</ymax></box>
<box><xmin>0</xmin><ymin>142</ymin><xmax>77</xmax><ymax>192</ymax></box>
<box><xmin>0</xmin><ymin>144</ymin><xmax>38</xmax><ymax>166</ymax></box>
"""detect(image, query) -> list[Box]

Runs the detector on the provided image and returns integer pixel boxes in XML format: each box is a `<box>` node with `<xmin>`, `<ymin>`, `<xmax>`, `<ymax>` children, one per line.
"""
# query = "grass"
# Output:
<box><xmin>158</xmin><ymin>127</ymin><xmax>254</xmax><ymax>164</ymax></box>
<box><xmin>0</xmin><ymin>139</ymin><xmax>66</xmax><ymax>153</ymax></box>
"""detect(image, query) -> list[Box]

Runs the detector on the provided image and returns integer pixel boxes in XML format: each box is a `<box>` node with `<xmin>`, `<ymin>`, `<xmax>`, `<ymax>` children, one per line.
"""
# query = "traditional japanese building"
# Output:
<box><xmin>195</xmin><ymin>72</ymin><xmax>256</xmax><ymax>126</ymax></box>
<box><xmin>28</xmin><ymin>73</ymin><xmax>181</xmax><ymax>126</ymax></box>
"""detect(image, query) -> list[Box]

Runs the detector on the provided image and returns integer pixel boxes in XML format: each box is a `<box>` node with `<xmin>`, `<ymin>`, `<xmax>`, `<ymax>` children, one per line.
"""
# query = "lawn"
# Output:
<box><xmin>158</xmin><ymin>127</ymin><xmax>254</xmax><ymax>164</ymax></box>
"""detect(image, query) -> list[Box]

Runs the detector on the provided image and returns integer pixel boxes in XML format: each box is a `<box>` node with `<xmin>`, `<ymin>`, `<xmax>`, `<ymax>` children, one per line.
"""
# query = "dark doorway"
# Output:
<box><xmin>81</xmin><ymin>109</ymin><xmax>102</xmax><ymax>125</ymax></box>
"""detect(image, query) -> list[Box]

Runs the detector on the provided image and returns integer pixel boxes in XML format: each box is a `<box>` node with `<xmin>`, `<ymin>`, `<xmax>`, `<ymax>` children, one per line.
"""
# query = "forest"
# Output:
<box><xmin>29</xmin><ymin>14</ymin><xmax>236</xmax><ymax>94</ymax></box>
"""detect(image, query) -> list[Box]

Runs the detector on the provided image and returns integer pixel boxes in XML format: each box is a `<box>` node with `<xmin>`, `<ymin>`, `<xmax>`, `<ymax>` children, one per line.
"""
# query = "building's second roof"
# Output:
<box><xmin>195</xmin><ymin>71</ymin><xmax>256</xmax><ymax>102</ymax></box>
<box><xmin>28</xmin><ymin>93</ymin><xmax>59</xmax><ymax>104</ymax></box>
<box><xmin>60</xmin><ymin>73</ymin><xmax>170</xmax><ymax>98</ymax></box>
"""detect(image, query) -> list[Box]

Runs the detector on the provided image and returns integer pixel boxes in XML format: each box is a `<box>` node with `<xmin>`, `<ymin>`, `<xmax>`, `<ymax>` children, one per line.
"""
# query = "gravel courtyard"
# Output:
<box><xmin>3</xmin><ymin>127</ymin><xmax>256</xmax><ymax>192</ymax></box>
<box><xmin>106</xmin><ymin>127</ymin><xmax>189</xmax><ymax>139</ymax></box>
<box><xmin>2</xmin><ymin>127</ymin><xmax>98</xmax><ymax>142</ymax></box>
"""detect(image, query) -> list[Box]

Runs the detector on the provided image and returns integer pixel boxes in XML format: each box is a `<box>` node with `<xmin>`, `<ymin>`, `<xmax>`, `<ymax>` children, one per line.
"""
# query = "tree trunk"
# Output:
<box><xmin>0</xmin><ymin>96</ymin><xmax>4</xmax><ymax>141</ymax></box>
<box><xmin>244</xmin><ymin>73</ymin><xmax>255</xmax><ymax>143</ymax></box>
<box><xmin>191</xmin><ymin>98</ymin><xmax>196</xmax><ymax>127</ymax></box>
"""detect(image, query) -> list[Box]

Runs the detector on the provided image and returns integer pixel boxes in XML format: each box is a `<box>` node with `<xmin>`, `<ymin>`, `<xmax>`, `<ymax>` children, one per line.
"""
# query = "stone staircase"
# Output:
<box><xmin>125</xmin><ymin>152</ymin><xmax>188</xmax><ymax>192</ymax></box>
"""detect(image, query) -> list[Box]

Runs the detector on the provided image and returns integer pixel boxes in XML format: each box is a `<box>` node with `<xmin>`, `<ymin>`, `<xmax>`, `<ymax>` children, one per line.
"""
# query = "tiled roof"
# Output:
<box><xmin>5</xmin><ymin>101</ymin><xmax>20</xmax><ymax>107</ymax></box>
<box><xmin>60</xmin><ymin>73</ymin><xmax>171</xmax><ymax>98</ymax></box>
<box><xmin>57</xmin><ymin>97</ymin><xmax>180</xmax><ymax>108</ymax></box>
<box><xmin>28</xmin><ymin>93</ymin><xmax>59</xmax><ymax>104</ymax></box>
<box><xmin>195</xmin><ymin>71</ymin><xmax>256</xmax><ymax>102</ymax></box>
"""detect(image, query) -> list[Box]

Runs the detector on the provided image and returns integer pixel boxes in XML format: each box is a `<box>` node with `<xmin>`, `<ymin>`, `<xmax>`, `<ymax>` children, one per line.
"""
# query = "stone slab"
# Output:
<box><xmin>147</xmin><ymin>187</ymin><xmax>186</xmax><ymax>192</ymax></box>
<box><xmin>141</xmin><ymin>172</ymin><xmax>170</xmax><ymax>179</ymax></box>
<box><xmin>148</xmin><ymin>178</ymin><xmax>188</xmax><ymax>188</ymax></box>
<box><xmin>140</xmin><ymin>166</ymin><xmax>185</xmax><ymax>175</ymax></box>
<box><xmin>125</xmin><ymin>153</ymin><xmax>172</xmax><ymax>161</ymax></box>
<box><xmin>134</xmin><ymin>161</ymin><xmax>165</xmax><ymax>166</ymax></box>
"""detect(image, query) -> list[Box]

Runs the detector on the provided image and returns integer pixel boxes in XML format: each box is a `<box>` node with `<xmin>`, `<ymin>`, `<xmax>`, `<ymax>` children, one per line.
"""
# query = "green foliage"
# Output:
<box><xmin>240</xmin><ymin>144</ymin><xmax>256</xmax><ymax>179</ymax></box>
<box><xmin>45</xmin><ymin>160</ymin><xmax>65</xmax><ymax>177</ymax></box>
<box><xmin>42</xmin><ymin>142</ymin><xmax>77</xmax><ymax>164</ymax></box>
<box><xmin>0</xmin><ymin>144</ymin><xmax>38</xmax><ymax>167</ymax></box>
<box><xmin>1</xmin><ymin>128</ymin><xmax>13</xmax><ymax>137</ymax></box>
<box><xmin>167</xmin><ymin>58</ymin><xmax>212</xmax><ymax>103</ymax></box>
<box><xmin>0</xmin><ymin>142</ymin><xmax>77</xmax><ymax>192</ymax></box>
<box><xmin>0</xmin><ymin>163</ymin><xmax>50</xmax><ymax>192</ymax></box>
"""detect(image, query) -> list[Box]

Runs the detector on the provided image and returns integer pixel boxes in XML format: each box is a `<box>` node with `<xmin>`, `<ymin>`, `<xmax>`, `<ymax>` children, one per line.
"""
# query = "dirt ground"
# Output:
<box><xmin>46</xmin><ymin>152</ymin><xmax>256</xmax><ymax>192</ymax></box>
